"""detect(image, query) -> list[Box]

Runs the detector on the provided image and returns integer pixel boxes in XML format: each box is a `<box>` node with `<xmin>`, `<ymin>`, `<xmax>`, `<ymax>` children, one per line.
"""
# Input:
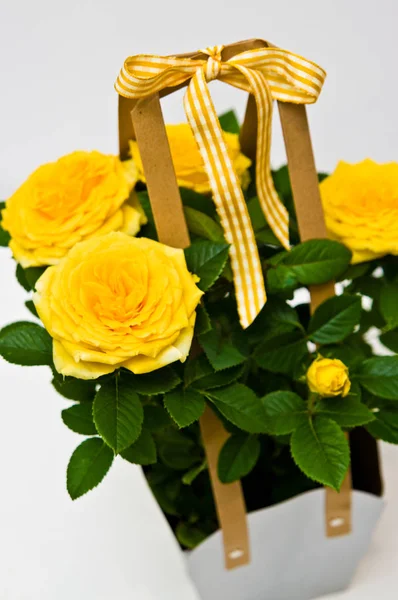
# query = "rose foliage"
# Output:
<box><xmin>1</xmin><ymin>113</ymin><xmax>398</xmax><ymax>551</ymax></box>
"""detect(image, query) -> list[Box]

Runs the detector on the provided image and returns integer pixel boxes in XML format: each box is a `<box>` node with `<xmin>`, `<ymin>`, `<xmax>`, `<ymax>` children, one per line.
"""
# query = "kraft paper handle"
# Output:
<box><xmin>126</xmin><ymin>93</ymin><xmax>250</xmax><ymax>569</ymax></box>
<box><xmin>200</xmin><ymin>406</ymin><xmax>250</xmax><ymax>569</ymax></box>
<box><xmin>325</xmin><ymin>435</ymin><xmax>352</xmax><ymax>536</ymax></box>
<box><xmin>277</xmin><ymin>102</ymin><xmax>352</xmax><ymax>537</ymax></box>
<box><xmin>241</xmin><ymin>94</ymin><xmax>352</xmax><ymax>537</ymax></box>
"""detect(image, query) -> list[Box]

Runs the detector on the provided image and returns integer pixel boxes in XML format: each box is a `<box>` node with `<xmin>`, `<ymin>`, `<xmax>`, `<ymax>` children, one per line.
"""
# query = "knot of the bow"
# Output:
<box><xmin>201</xmin><ymin>45</ymin><xmax>224</xmax><ymax>81</ymax></box>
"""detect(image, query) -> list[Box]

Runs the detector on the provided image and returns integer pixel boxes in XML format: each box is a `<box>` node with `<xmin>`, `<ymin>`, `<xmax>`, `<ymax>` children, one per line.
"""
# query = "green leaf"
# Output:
<box><xmin>0</xmin><ymin>227</ymin><xmax>9</xmax><ymax>247</ymax></box>
<box><xmin>0</xmin><ymin>321</ymin><xmax>52</xmax><ymax>366</ymax></box>
<box><xmin>15</xmin><ymin>264</ymin><xmax>46</xmax><ymax>292</ymax></box>
<box><xmin>259</xmin><ymin>373</ymin><xmax>292</xmax><ymax>396</ymax></box>
<box><xmin>318</xmin><ymin>172</ymin><xmax>329</xmax><ymax>182</ymax></box>
<box><xmin>290</xmin><ymin>416</ymin><xmax>350</xmax><ymax>491</ymax></box>
<box><xmin>195</xmin><ymin>304</ymin><xmax>212</xmax><ymax>336</ymax></box>
<box><xmin>184</xmin><ymin>206</ymin><xmax>225</xmax><ymax>242</ymax></box>
<box><xmin>218</xmin><ymin>110</ymin><xmax>240</xmax><ymax>134</ymax></box>
<box><xmin>255</xmin><ymin>227</ymin><xmax>280</xmax><ymax>246</ymax></box>
<box><xmin>337</xmin><ymin>262</ymin><xmax>371</xmax><ymax>282</ymax></box>
<box><xmin>320</xmin><ymin>344</ymin><xmax>368</xmax><ymax>369</ymax></box>
<box><xmin>247</xmin><ymin>296</ymin><xmax>301</xmax><ymax>343</ymax></box>
<box><xmin>136</xmin><ymin>191</ymin><xmax>158</xmax><ymax>240</ymax></box>
<box><xmin>93</xmin><ymin>373</ymin><xmax>143</xmax><ymax>453</ymax></box>
<box><xmin>380</xmin><ymin>329</ymin><xmax>398</xmax><ymax>353</ymax></box>
<box><xmin>121</xmin><ymin>429</ymin><xmax>157</xmax><ymax>465</ymax></box>
<box><xmin>164</xmin><ymin>387</ymin><xmax>205</xmax><ymax>428</ymax></box>
<box><xmin>184</xmin><ymin>354</ymin><xmax>213</xmax><ymax>386</ymax></box>
<box><xmin>315</xmin><ymin>397</ymin><xmax>375</xmax><ymax>427</ymax></box>
<box><xmin>176</xmin><ymin>522</ymin><xmax>208</xmax><ymax>550</ymax></box>
<box><xmin>52</xmin><ymin>375</ymin><xmax>97</xmax><ymax>402</ymax></box>
<box><xmin>366</xmin><ymin>413</ymin><xmax>398</xmax><ymax>444</ymax></box>
<box><xmin>355</xmin><ymin>356</ymin><xmax>398</xmax><ymax>399</ymax></box>
<box><xmin>379</xmin><ymin>283</ymin><xmax>398</xmax><ymax>329</ymax></box>
<box><xmin>267</xmin><ymin>266</ymin><xmax>298</xmax><ymax>293</ymax></box>
<box><xmin>360</xmin><ymin>301</ymin><xmax>386</xmax><ymax>333</ymax></box>
<box><xmin>143</xmin><ymin>404</ymin><xmax>172</xmax><ymax>431</ymax></box>
<box><xmin>272</xmin><ymin>165</ymin><xmax>292</xmax><ymax>200</ymax></box>
<box><xmin>158</xmin><ymin>430</ymin><xmax>202</xmax><ymax>470</ymax></box>
<box><xmin>25</xmin><ymin>300</ymin><xmax>39</xmax><ymax>318</ymax></box>
<box><xmin>248</xmin><ymin>197</ymin><xmax>287</xmax><ymax>247</ymax></box>
<box><xmin>185</xmin><ymin>241</ymin><xmax>230</xmax><ymax>291</ymax></box>
<box><xmin>193</xmin><ymin>366</ymin><xmax>244</xmax><ymax>390</ymax></box>
<box><xmin>149</xmin><ymin>476</ymin><xmax>182</xmax><ymax>516</ymax></box>
<box><xmin>16</xmin><ymin>264</ymin><xmax>31</xmax><ymax>291</ymax></box>
<box><xmin>308</xmin><ymin>295</ymin><xmax>362</xmax><ymax>344</ymax></box>
<box><xmin>24</xmin><ymin>266</ymin><xmax>46</xmax><ymax>289</ymax></box>
<box><xmin>348</xmin><ymin>274</ymin><xmax>382</xmax><ymax>299</ymax></box>
<box><xmin>136</xmin><ymin>191</ymin><xmax>154</xmax><ymax>224</ymax></box>
<box><xmin>247</xmin><ymin>196</ymin><xmax>267</xmax><ymax>232</ymax></box>
<box><xmin>273</xmin><ymin>239</ymin><xmax>352</xmax><ymax>285</ymax></box>
<box><xmin>67</xmin><ymin>438</ymin><xmax>114</xmax><ymax>500</ymax></box>
<box><xmin>121</xmin><ymin>367</ymin><xmax>181</xmax><ymax>396</ymax></box>
<box><xmin>346</xmin><ymin>380</ymin><xmax>362</xmax><ymax>403</ymax></box>
<box><xmin>206</xmin><ymin>384</ymin><xmax>270</xmax><ymax>433</ymax></box>
<box><xmin>260</xmin><ymin>391</ymin><xmax>307</xmax><ymax>435</ymax></box>
<box><xmin>185</xmin><ymin>354</ymin><xmax>243</xmax><ymax>390</ymax></box>
<box><xmin>375</xmin><ymin>405</ymin><xmax>398</xmax><ymax>428</ymax></box>
<box><xmin>61</xmin><ymin>403</ymin><xmax>97</xmax><ymax>435</ymax></box>
<box><xmin>344</xmin><ymin>333</ymin><xmax>374</xmax><ymax>361</ymax></box>
<box><xmin>217</xmin><ymin>434</ymin><xmax>260</xmax><ymax>483</ymax></box>
<box><xmin>199</xmin><ymin>327</ymin><xmax>246</xmax><ymax>371</ymax></box>
<box><xmin>136</xmin><ymin>190</ymin><xmax>155</xmax><ymax>225</ymax></box>
<box><xmin>253</xmin><ymin>331</ymin><xmax>308</xmax><ymax>375</ymax></box>
<box><xmin>180</xmin><ymin>188</ymin><xmax>216</xmax><ymax>217</ymax></box>
<box><xmin>0</xmin><ymin>201</ymin><xmax>10</xmax><ymax>247</ymax></box>
<box><xmin>182</xmin><ymin>461</ymin><xmax>207</xmax><ymax>485</ymax></box>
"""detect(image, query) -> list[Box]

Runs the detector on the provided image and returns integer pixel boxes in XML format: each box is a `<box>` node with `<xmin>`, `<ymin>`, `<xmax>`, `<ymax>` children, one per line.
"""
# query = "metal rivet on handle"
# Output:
<box><xmin>228</xmin><ymin>548</ymin><xmax>244</xmax><ymax>560</ymax></box>
<box><xmin>329</xmin><ymin>517</ymin><xmax>345</xmax><ymax>528</ymax></box>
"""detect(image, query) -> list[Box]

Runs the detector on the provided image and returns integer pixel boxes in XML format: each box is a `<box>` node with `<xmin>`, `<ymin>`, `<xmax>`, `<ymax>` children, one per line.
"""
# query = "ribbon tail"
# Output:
<box><xmin>184</xmin><ymin>68</ymin><xmax>266</xmax><ymax>328</ymax></box>
<box><xmin>233</xmin><ymin>64</ymin><xmax>290</xmax><ymax>250</ymax></box>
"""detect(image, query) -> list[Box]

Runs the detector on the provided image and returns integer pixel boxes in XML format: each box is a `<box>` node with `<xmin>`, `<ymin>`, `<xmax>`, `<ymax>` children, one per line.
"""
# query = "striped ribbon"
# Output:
<box><xmin>115</xmin><ymin>45</ymin><xmax>326</xmax><ymax>328</ymax></box>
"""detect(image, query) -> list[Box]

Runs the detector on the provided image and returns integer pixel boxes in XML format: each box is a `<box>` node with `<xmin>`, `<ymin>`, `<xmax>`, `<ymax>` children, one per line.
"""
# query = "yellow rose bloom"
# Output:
<box><xmin>129</xmin><ymin>123</ymin><xmax>252</xmax><ymax>194</ymax></box>
<box><xmin>33</xmin><ymin>232</ymin><xmax>203</xmax><ymax>379</ymax></box>
<box><xmin>320</xmin><ymin>159</ymin><xmax>398</xmax><ymax>263</ymax></box>
<box><xmin>2</xmin><ymin>151</ymin><xmax>146</xmax><ymax>268</ymax></box>
<box><xmin>307</xmin><ymin>357</ymin><xmax>351</xmax><ymax>398</ymax></box>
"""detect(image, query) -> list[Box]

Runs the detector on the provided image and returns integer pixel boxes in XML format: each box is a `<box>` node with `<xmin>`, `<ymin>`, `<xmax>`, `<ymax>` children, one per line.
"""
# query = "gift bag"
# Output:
<box><xmin>116</xmin><ymin>38</ymin><xmax>384</xmax><ymax>600</ymax></box>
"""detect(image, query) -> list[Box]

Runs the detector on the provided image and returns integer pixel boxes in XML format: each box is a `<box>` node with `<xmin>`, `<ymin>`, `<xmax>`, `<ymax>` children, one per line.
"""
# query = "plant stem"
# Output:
<box><xmin>308</xmin><ymin>392</ymin><xmax>319</xmax><ymax>416</ymax></box>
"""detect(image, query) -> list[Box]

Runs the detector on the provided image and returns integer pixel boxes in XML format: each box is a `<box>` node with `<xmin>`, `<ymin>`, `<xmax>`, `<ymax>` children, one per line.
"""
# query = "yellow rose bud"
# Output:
<box><xmin>320</xmin><ymin>159</ymin><xmax>398</xmax><ymax>263</ymax></box>
<box><xmin>307</xmin><ymin>357</ymin><xmax>351</xmax><ymax>398</ymax></box>
<box><xmin>129</xmin><ymin>123</ymin><xmax>252</xmax><ymax>194</ymax></box>
<box><xmin>2</xmin><ymin>151</ymin><xmax>146</xmax><ymax>268</ymax></box>
<box><xmin>33</xmin><ymin>232</ymin><xmax>203</xmax><ymax>379</ymax></box>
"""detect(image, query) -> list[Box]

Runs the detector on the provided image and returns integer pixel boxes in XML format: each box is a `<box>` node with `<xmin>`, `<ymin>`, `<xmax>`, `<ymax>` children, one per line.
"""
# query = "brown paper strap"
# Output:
<box><xmin>125</xmin><ymin>93</ymin><xmax>250</xmax><ymax>568</ymax></box>
<box><xmin>277</xmin><ymin>102</ymin><xmax>352</xmax><ymax>537</ymax></box>
<box><xmin>200</xmin><ymin>406</ymin><xmax>250</xmax><ymax>568</ymax></box>
<box><xmin>242</xmin><ymin>94</ymin><xmax>352</xmax><ymax>537</ymax></box>
<box><xmin>325</xmin><ymin>434</ymin><xmax>352</xmax><ymax>535</ymax></box>
<box><xmin>130</xmin><ymin>95</ymin><xmax>190</xmax><ymax>248</ymax></box>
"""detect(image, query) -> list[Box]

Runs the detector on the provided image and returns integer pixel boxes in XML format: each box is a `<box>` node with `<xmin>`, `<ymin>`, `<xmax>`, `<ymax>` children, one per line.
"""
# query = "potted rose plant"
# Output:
<box><xmin>0</xmin><ymin>39</ymin><xmax>397</xmax><ymax>598</ymax></box>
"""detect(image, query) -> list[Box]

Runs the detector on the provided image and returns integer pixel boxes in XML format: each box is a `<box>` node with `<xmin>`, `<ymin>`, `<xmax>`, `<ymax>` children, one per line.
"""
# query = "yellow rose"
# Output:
<box><xmin>320</xmin><ymin>159</ymin><xmax>398</xmax><ymax>263</ymax></box>
<box><xmin>33</xmin><ymin>232</ymin><xmax>202</xmax><ymax>379</ymax></box>
<box><xmin>307</xmin><ymin>357</ymin><xmax>351</xmax><ymax>398</ymax></box>
<box><xmin>2</xmin><ymin>151</ymin><xmax>146</xmax><ymax>268</ymax></box>
<box><xmin>129</xmin><ymin>123</ymin><xmax>252</xmax><ymax>193</ymax></box>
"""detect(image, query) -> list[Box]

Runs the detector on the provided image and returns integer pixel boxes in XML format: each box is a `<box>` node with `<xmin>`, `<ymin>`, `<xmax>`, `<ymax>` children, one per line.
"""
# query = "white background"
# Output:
<box><xmin>1</xmin><ymin>0</ymin><xmax>398</xmax><ymax>598</ymax></box>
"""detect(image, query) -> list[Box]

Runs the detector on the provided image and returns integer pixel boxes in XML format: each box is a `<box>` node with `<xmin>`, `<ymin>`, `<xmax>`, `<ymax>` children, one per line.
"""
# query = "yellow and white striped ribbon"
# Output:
<box><xmin>115</xmin><ymin>44</ymin><xmax>326</xmax><ymax>328</ymax></box>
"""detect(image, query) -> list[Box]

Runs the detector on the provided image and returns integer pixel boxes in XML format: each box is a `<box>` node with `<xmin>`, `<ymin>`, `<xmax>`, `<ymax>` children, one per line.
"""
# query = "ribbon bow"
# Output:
<box><xmin>115</xmin><ymin>43</ymin><xmax>326</xmax><ymax>328</ymax></box>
